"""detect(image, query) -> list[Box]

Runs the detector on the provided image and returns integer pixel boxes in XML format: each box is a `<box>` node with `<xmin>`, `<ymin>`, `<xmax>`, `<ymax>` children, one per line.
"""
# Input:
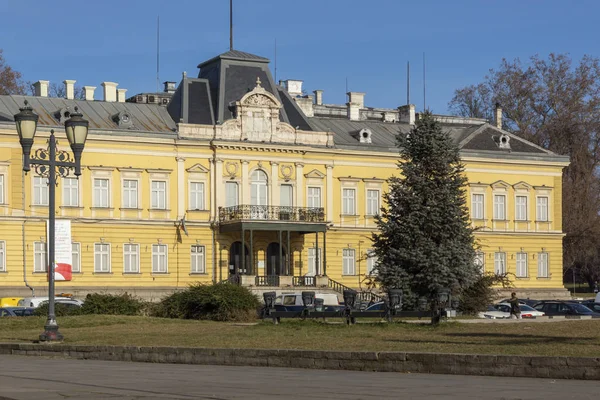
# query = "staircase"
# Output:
<box><xmin>327</xmin><ymin>278</ymin><xmax>384</xmax><ymax>304</ymax></box>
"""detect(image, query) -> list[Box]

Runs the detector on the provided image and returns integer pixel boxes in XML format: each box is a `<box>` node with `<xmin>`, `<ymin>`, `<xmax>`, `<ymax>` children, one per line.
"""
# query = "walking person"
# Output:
<box><xmin>509</xmin><ymin>292</ymin><xmax>521</xmax><ymax>320</ymax></box>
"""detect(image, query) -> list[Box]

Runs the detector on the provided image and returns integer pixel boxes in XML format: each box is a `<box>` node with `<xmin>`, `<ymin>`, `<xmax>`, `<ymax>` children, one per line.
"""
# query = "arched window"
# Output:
<box><xmin>250</xmin><ymin>170</ymin><xmax>268</xmax><ymax>206</ymax></box>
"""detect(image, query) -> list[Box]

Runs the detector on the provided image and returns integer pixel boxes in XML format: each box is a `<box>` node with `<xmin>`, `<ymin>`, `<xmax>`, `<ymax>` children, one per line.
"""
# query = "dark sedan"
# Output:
<box><xmin>577</xmin><ymin>300</ymin><xmax>600</xmax><ymax>313</ymax></box>
<box><xmin>533</xmin><ymin>301</ymin><xmax>600</xmax><ymax>317</ymax></box>
<box><xmin>0</xmin><ymin>307</ymin><xmax>35</xmax><ymax>317</ymax></box>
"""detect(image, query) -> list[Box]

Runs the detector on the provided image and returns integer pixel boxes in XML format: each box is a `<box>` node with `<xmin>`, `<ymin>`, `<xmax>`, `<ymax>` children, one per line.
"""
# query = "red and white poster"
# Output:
<box><xmin>46</xmin><ymin>219</ymin><xmax>73</xmax><ymax>281</ymax></box>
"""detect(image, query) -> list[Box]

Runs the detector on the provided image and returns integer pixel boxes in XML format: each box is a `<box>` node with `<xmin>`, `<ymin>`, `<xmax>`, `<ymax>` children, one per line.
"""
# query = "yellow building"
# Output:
<box><xmin>0</xmin><ymin>50</ymin><xmax>569</xmax><ymax>299</ymax></box>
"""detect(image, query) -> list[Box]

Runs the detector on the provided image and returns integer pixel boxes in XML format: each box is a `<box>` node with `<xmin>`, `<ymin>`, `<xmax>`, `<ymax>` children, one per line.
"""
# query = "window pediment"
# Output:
<box><xmin>513</xmin><ymin>181</ymin><xmax>532</xmax><ymax>191</ymax></box>
<box><xmin>304</xmin><ymin>169</ymin><xmax>325</xmax><ymax>179</ymax></box>
<box><xmin>490</xmin><ymin>180</ymin><xmax>510</xmax><ymax>190</ymax></box>
<box><xmin>186</xmin><ymin>163</ymin><xmax>210</xmax><ymax>174</ymax></box>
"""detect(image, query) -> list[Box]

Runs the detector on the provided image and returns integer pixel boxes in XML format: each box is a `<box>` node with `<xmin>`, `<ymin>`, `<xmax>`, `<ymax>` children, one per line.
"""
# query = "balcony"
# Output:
<box><xmin>218</xmin><ymin>205</ymin><xmax>326</xmax><ymax>233</ymax></box>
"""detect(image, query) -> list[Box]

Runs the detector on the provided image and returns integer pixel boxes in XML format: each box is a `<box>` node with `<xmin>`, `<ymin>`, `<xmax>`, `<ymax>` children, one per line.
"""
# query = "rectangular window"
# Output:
<box><xmin>494</xmin><ymin>252</ymin><xmax>506</xmax><ymax>274</ymax></box>
<box><xmin>536</xmin><ymin>196</ymin><xmax>549</xmax><ymax>222</ymax></box>
<box><xmin>366</xmin><ymin>249</ymin><xmax>378</xmax><ymax>275</ymax></box>
<box><xmin>191</xmin><ymin>245</ymin><xmax>205</xmax><ymax>273</ymax></box>
<box><xmin>94</xmin><ymin>243</ymin><xmax>111</xmax><ymax>273</ymax></box>
<box><xmin>122</xmin><ymin>179</ymin><xmax>138</xmax><ymax>209</ymax></box>
<box><xmin>280</xmin><ymin>184</ymin><xmax>293</xmax><ymax>207</ymax></box>
<box><xmin>366</xmin><ymin>190</ymin><xmax>380</xmax><ymax>216</ymax></box>
<box><xmin>33</xmin><ymin>176</ymin><xmax>49</xmax><ymax>206</ymax></box>
<box><xmin>516</xmin><ymin>252</ymin><xmax>528</xmax><ymax>278</ymax></box>
<box><xmin>0</xmin><ymin>175</ymin><xmax>5</xmax><ymax>204</ymax></box>
<box><xmin>151</xmin><ymin>181</ymin><xmax>167</xmax><ymax>210</ymax></box>
<box><xmin>538</xmin><ymin>252</ymin><xmax>549</xmax><ymax>278</ymax></box>
<box><xmin>342</xmin><ymin>188</ymin><xmax>356</xmax><ymax>215</ymax></box>
<box><xmin>515</xmin><ymin>196</ymin><xmax>528</xmax><ymax>221</ymax></box>
<box><xmin>307</xmin><ymin>248</ymin><xmax>322</xmax><ymax>276</ymax></box>
<box><xmin>475</xmin><ymin>251</ymin><xmax>485</xmax><ymax>272</ymax></box>
<box><xmin>493</xmin><ymin>195</ymin><xmax>506</xmax><ymax>220</ymax></box>
<box><xmin>342</xmin><ymin>248</ymin><xmax>356</xmax><ymax>275</ymax></box>
<box><xmin>93</xmin><ymin>178</ymin><xmax>109</xmax><ymax>208</ymax></box>
<box><xmin>152</xmin><ymin>244</ymin><xmax>168</xmax><ymax>273</ymax></box>
<box><xmin>0</xmin><ymin>241</ymin><xmax>5</xmax><ymax>272</ymax></box>
<box><xmin>189</xmin><ymin>182</ymin><xmax>205</xmax><ymax>210</ymax></box>
<box><xmin>471</xmin><ymin>193</ymin><xmax>484</xmax><ymax>219</ymax></box>
<box><xmin>307</xmin><ymin>187</ymin><xmax>321</xmax><ymax>208</ymax></box>
<box><xmin>123</xmin><ymin>243</ymin><xmax>139</xmax><ymax>273</ymax></box>
<box><xmin>71</xmin><ymin>243</ymin><xmax>81</xmax><ymax>273</ymax></box>
<box><xmin>225</xmin><ymin>182</ymin><xmax>239</xmax><ymax>207</ymax></box>
<box><xmin>34</xmin><ymin>241</ymin><xmax>47</xmax><ymax>272</ymax></box>
<box><xmin>62</xmin><ymin>177</ymin><xmax>79</xmax><ymax>207</ymax></box>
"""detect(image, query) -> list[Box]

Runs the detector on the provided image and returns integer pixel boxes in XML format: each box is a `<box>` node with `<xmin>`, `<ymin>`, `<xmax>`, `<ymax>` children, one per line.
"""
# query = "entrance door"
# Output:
<box><xmin>266</xmin><ymin>242</ymin><xmax>287</xmax><ymax>276</ymax></box>
<box><xmin>307</xmin><ymin>248</ymin><xmax>321</xmax><ymax>276</ymax></box>
<box><xmin>229</xmin><ymin>241</ymin><xmax>250</xmax><ymax>275</ymax></box>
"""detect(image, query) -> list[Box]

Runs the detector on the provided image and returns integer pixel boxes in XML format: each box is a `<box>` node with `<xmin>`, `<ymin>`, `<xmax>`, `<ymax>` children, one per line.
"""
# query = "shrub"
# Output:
<box><xmin>80</xmin><ymin>293</ymin><xmax>146</xmax><ymax>316</ymax></box>
<box><xmin>153</xmin><ymin>283</ymin><xmax>260</xmax><ymax>322</ymax></box>
<box><xmin>458</xmin><ymin>272</ymin><xmax>513</xmax><ymax>315</ymax></box>
<box><xmin>34</xmin><ymin>302</ymin><xmax>82</xmax><ymax>317</ymax></box>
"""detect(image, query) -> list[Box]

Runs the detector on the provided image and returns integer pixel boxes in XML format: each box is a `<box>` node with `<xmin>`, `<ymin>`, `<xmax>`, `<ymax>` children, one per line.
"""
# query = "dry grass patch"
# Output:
<box><xmin>1</xmin><ymin>315</ymin><xmax>600</xmax><ymax>357</ymax></box>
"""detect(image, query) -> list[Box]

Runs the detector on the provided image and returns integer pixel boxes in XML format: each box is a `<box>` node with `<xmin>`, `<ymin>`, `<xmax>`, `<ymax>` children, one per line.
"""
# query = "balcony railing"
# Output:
<box><xmin>292</xmin><ymin>276</ymin><xmax>316</xmax><ymax>287</ymax></box>
<box><xmin>255</xmin><ymin>275</ymin><xmax>280</xmax><ymax>287</ymax></box>
<box><xmin>219</xmin><ymin>205</ymin><xmax>325</xmax><ymax>223</ymax></box>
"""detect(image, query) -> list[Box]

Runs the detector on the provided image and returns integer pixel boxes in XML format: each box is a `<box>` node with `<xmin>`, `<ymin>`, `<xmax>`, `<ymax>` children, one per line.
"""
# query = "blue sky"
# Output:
<box><xmin>1</xmin><ymin>0</ymin><xmax>598</xmax><ymax>113</ymax></box>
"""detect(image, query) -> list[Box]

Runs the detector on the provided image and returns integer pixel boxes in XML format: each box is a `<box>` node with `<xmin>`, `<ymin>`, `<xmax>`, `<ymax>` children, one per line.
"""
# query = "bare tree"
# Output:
<box><xmin>48</xmin><ymin>82</ymin><xmax>85</xmax><ymax>100</ymax></box>
<box><xmin>0</xmin><ymin>49</ymin><xmax>25</xmax><ymax>95</ymax></box>
<box><xmin>449</xmin><ymin>54</ymin><xmax>600</xmax><ymax>289</ymax></box>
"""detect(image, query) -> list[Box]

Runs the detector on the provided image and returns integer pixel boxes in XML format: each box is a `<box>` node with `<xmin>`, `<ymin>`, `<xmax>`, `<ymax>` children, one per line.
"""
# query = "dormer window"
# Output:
<box><xmin>352</xmin><ymin>128</ymin><xmax>372</xmax><ymax>144</ymax></box>
<box><xmin>498</xmin><ymin>133</ymin><xmax>511</xmax><ymax>149</ymax></box>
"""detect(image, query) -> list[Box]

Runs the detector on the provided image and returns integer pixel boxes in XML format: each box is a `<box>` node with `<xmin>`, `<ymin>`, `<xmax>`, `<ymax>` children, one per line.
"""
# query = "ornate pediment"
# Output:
<box><xmin>238</xmin><ymin>78</ymin><xmax>281</xmax><ymax>109</ymax></box>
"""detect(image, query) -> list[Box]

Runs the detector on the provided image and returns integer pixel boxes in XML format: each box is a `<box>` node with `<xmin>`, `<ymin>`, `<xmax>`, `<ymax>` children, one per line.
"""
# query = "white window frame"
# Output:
<box><xmin>123</xmin><ymin>243</ymin><xmax>140</xmax><ymax>273</ymax></box>
<box><xmin>536</xmin><ymin>196</ymin><xmax>549</xmax><ymax>222</ymax></box>
<box><xmin>342</xmin><ymin>188</ymin><xmax>356</xmax><ymax>216</ymax></box>
<box><xmin>0</xmin><ymin>174</ymin><xmax>5</xmax><ymax>204</ymax></box>
<box><xmin>94</xmin><ymin>243</ymin><xmax>111</xmax><ymax>273</ymax></box>
<box><xmin>33</xmin><ymin>241</ymin><xmax>47</xmax><ymax>272</ymax></box>
<box><xmin>151</xmin><ymin>180</ymin><xmax>167</xmax><ymax>210</ymax></box>
<box><xmin>494</xmin><ymin>252</ymin><xmax>506</xmax><ymax>274</ymax></box>
<box><xmin>307</xmin><ymin>186</ymin><xmax>321</xmax><ymax>209</ymax></box>
<box><xmin>152</xmin><ymin>244</ymin><xmax>168</xmax><ymax>273</ymax></box>
<box><xmin>71</xmin><ymin>242</ymin><xmax>81</xmax><ymax>273</ymax></box>
<box><xmin>33</xmin><ymin>176</ymin><xmax>49</xmax><ymax>206</ymax></box>
<box><xmin>515</xmin><ymin>195</ymin><xmax>528</xmax><ymax>221</ymax></box>
<box><xmin>280</xmin><ymin>184</ymin><xmax>293</xmax><ymax>207</ymax></box>
<box><xmin>493</xmin><ymin>194</ymin><xmax>506</xmax><ymax>220</ymax></box>
<box><xmin>538</xmin><ymin>252</ymin><xmax>549</xmax><ymax>278</ymax></box>
<box><xmin>307</xmin><ymin>247</ymin><xmax>322</xmax><ymax>276</ymax></box>
<box><xmin>93</xmin><ymin>178</ymin><xmax>110</xmax><ymax>208</ymax></box>
<box><xmin>475</xmin><ymin>251</ymin><xmax>485</xmax><ymax>272</ymax></box>
<box><xmin>0</xmin><ymin>240</ymin><xmax>5</xmax><ymax>272</ymax></box>
<box><xmin>122</xmin><ymin>179</ymin><xmax>139</xmax><ymax>209</ymax></box>
<box><xmin>225</xmin><ymin>181</ymin><xmax>239</xmax><ymax>208</ymax></box>
<box><xmin>366</xmin><ymin>189</ymin><xmax>380</xmax><ymax>216</ymax></box>
<box><xmin>516</xmin><ymin>252</ymin><xmax>528</xmax><ymax>278</ymax></box>
<box><xmin>189</xmin><ymin>181</ymin><xmax>205</xmax><ymax>211</ymax></box>
<box><xmin>191</xmin><ymin>245</ymin><xmax>206</xmax><ymax>274</ymax></box>
<box><xmin>62</xmin><ymin>177</ymin><xmax>79</xmax><ymax>207</ymax></box>
<box><xmin>471</xmin><ymin>193</ymin><xmax>484</xmax><ymax>220</ymax></box>
<box><xmin>342</xmin><ymin>248</ymin><xmax>356</xmax><ymax>275</ymax></box>
<box><xmin>366</xmin><ymin>249</ymin><xmax>378</xmax><ymax>276</ymax></box>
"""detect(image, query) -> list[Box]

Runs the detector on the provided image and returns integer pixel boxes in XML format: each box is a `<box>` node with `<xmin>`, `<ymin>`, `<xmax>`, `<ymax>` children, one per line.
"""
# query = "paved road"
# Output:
<box><xmin>0</xmin><ymin>355</ymin><xmax>596</xmax><ymax>400</ymax></box>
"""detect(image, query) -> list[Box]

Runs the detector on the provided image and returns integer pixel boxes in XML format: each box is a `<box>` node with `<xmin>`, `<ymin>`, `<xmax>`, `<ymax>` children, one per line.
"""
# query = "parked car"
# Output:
<box><xmin>18</xmin><ymin>296</ymin><xmax>83</xmax><ymax>308</ymax></box>
<box><xmin>0</xmin><ymin>297</ymin><xmax>23</xmax><ymax>307</ymax></box>
<box><xmin>478</xmin><ymin>305</ymin><xmax>510</xmax><ymax>319</ymax></box>
<box><xmin>37</xmin><ymin>299</ymin><xmax>83</xmax><ymax>309</ymax></box>
<box><xmin>365</xmin><ymin>301</ymin><xmax>385</xmax><ymax>311</ymax></box>
<box><xmin>576</xmin><ymin>300</ymin><xmax>600</xmax><ymax>313</ymax></box>
<box><xmin>533</xmin><ymin>301</ymin><xmax>600</xmax><ymax>317</ymax></box>
<box><xmin>493</xmin><ymin>303</ymin><xmax>545</xmax><ymax>318</ymax></box>
<box><xmin>498</xmin><ymin>298</ymin><xmax>539</xmax><ymax>307</ymax></box>
<box><xmin>273</xmin><ymin>292</ymin><xmax>341</xmax><ymax>312</ymax></box>
<box><xmin>0</xmin><ymin>307</ymin><xmax>35</xmax><ymax>317</ymax></box>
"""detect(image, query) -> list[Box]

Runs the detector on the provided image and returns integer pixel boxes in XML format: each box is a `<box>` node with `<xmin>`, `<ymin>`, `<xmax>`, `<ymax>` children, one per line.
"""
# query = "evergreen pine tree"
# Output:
<box><xmin>372</xmin><ymin>112</ymin><xmax>479</xmax><ymax>311</ymax></box>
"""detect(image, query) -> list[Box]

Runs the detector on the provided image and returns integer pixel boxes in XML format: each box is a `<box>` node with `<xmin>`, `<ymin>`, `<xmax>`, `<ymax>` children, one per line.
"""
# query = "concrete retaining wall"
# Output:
<box><xmin>0</xmin><ymin>343</ymin><xmax>598</xmax><ymax>380</ymax></box>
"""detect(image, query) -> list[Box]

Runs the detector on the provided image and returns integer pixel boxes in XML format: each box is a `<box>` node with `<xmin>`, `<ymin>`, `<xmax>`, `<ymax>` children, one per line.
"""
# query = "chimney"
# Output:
<box><xmin>313</xmin><ymin>90</ymin><xmax>323</xmax><ymax>105</ymax></box>
<box><xmin>495</xmin><ymin>102</ymin><xmax>503</xmax><ymax>129</ymax></box>
<box><xmin>283</xmin><ymin>79</ymin><xmax>303</xmax><ymax>97</ymax></box>
<box><xmin>83</xmin><ymin>86</ymin><xmax>96</xmax><ymax>101</ymax></box>
<box><xmin>117</xmin><ymin>89</ymin><xmax>127</xmax><ymax>103</ymax></box>
<box><xmin>347</xmin><ymin>92</ymin><xmax>365</xmax><ymax>121</ymax></box>
<box><xmin>398</xmin><ymin>104</ymin><xmax>416</xmax><ymax>125</ymax></box>
<box><xmin>63</xmin><ymin>80</ymin><xmax>76</xmax><ymax>100</ymax></box>
<box><xmin>163</xmin><ymin>81</ymin><xmax>176</xmax><ymax>94</ymax></box>
<box><xmin>101</xmin><ymin>82</ymin><xmax>118</xmax><ymax>102</ymax></box>
<box><xmin>33</xmin><ymin>80</ymin><xmax>49</xmax><ymax>97</ymax></box>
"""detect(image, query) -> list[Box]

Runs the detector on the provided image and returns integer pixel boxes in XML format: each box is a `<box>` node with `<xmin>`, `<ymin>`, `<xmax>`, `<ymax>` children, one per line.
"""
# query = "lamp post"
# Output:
<box><xmin>14</xmin><ymin>101</ymin><xmax>89</xmax><ymax>341</ymax></box>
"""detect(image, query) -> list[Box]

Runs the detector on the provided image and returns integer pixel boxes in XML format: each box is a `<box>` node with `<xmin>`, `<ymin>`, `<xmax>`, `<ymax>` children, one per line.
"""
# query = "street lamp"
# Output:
<box><xmin>14</xmin><ymin>101</ymin><xmax>89</xmax><ymax>341</ymax></box>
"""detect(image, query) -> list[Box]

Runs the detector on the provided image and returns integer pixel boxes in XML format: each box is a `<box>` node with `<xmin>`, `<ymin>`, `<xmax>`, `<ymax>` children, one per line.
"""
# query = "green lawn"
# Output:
<box><xmin>2</xmin><ymin>315</ymin><xmax>600</xmax><ymax>358</ymax></box>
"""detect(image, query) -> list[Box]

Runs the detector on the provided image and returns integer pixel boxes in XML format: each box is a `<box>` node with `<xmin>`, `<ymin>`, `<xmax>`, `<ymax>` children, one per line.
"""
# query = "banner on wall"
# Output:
<box><xmin>46</xmin><ymin>219</ymin><xmax>72</xmax><ymax>281</ymax></box>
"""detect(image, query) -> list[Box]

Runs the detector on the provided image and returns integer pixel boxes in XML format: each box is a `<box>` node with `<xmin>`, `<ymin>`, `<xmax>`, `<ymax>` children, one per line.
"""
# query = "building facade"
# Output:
<box><xmin>0</xmin><ymin>50</ymin><xmax>569</xmax><ymax>298</ymax></box>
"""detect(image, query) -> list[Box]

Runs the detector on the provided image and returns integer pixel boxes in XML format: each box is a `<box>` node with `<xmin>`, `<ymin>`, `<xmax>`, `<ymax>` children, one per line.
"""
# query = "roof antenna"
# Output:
<box><xmin>156</xmin><ymin>16</ymin><xmax>160</xmax><ymax>94</ymax></box>
<box><xmin>407</xmin><ymin>61</ymin><xmax>410</xmax><ymax>105</ymax></box>
<box><xmin>345</xmin><ymin>77</ymin><xmax>348</xmax><ymax>93</ymax></box>
<box><xmin>274</xmin><ymin>38</ymin><xmax>277</xmax><ymax>83</ymax></box>
<box><xmin>423</xmin><ymin>52</ymin><xmax>426</xmax><ymax>111</ymax></box>
<box><xmin>229</xmin><ymin>0</ymin><xmax>234</xmax><ymax>51</ymax></box>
